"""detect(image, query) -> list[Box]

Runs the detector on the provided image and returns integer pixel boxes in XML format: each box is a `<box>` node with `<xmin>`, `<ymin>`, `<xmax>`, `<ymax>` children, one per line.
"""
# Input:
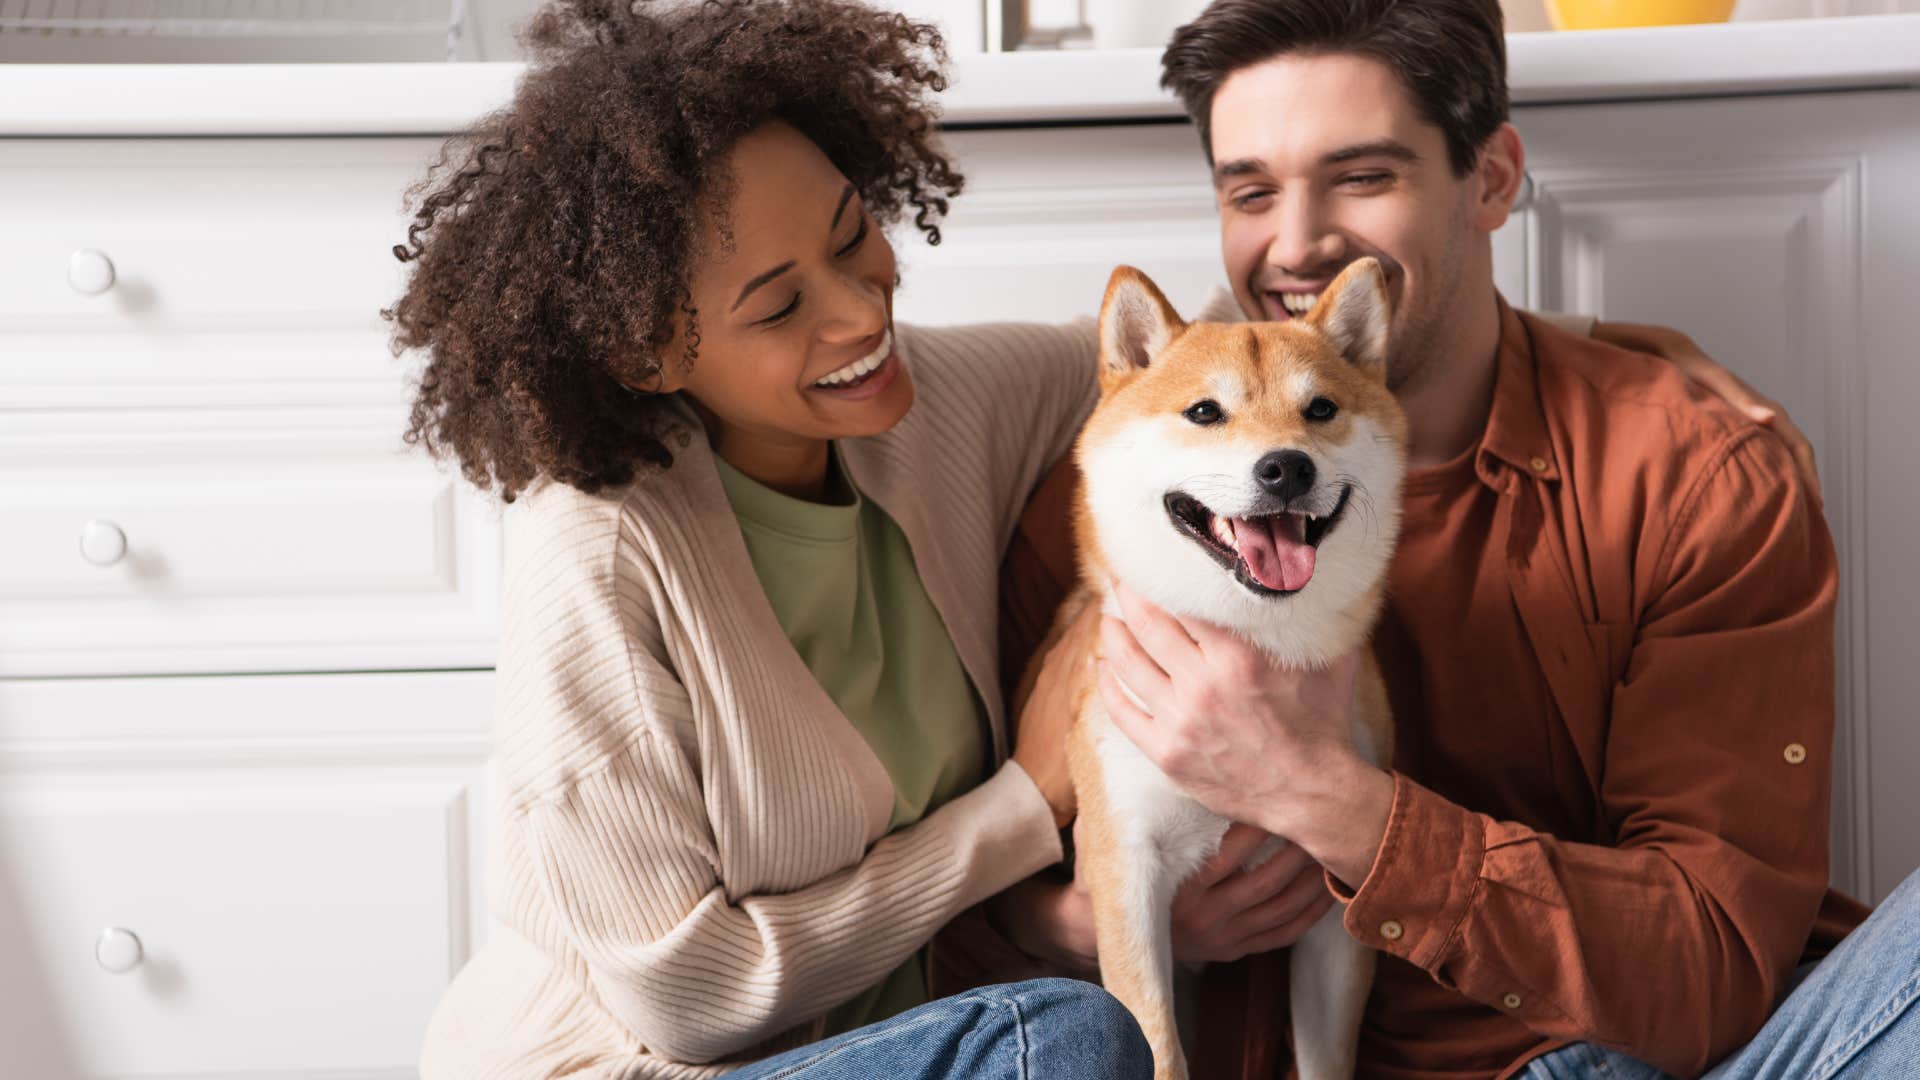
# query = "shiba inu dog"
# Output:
<box><xmin>1046</xmin><ymin>258</ymin><xmax>1406</xmax><ymax>1079</ymax></box>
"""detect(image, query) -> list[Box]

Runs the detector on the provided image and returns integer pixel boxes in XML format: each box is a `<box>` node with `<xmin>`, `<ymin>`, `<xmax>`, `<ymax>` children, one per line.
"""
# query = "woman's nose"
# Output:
<box><xmin>819</xmin><ymin>272</ymin><xmax>887</xmax><ymax>343</ymax></box>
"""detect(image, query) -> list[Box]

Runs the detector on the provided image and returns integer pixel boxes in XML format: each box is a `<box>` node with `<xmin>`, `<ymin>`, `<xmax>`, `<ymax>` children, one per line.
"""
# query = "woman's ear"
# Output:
<box><xmin>614</xmin><ymin>353</ymin><xmax>681</xmax><ymax>395</ymax></box>
<box><xmin>1471</xmin><ymin>123</ymin><xmax>1528</xmax><ymax>234</ymax></box>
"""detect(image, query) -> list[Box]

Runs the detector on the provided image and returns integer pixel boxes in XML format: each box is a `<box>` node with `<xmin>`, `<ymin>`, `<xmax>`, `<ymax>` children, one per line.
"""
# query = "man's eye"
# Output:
<box><xmin>1231</xmin><ymin>191</ymin><xmax>1273</xmax><ymax>211</ymax></box>
<box><xmin>1304</xmin><ymin>397</ymin><xmax>1339</xmax><ymax>422</ymax></box>
<box><xmin>1341</xmin><ymin>172</ymin><xmax>1392</xmax><ymax>188</ymax></box>
<box><xmin>1184</xmin><ymin>400</ymin><xmax>1224</xmax><ymax>425</ymax></box>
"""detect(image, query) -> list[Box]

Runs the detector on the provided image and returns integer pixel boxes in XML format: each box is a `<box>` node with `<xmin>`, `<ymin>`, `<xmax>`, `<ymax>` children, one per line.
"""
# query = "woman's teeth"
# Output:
<box><xmin>813</xmin><ymin>332</ymin><xmax>892</xmax><ymax>388</ymax></box>
<box><xmin>1280</xmin><ymin>291</ymin><xmax>1322</xmax><ymax>317</ymax></box>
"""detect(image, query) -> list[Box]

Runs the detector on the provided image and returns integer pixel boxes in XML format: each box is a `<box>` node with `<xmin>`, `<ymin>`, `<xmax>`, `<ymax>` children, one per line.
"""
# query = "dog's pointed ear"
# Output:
<box><xmin>1099</xmin><ymin>266</ymin><xmax>1184</xmax><ymax>374</ymax></box>
<box><xmin>1306</xmin><ymin>257</ymin><xmax>1391</xmax><ymax>373</ymax></box>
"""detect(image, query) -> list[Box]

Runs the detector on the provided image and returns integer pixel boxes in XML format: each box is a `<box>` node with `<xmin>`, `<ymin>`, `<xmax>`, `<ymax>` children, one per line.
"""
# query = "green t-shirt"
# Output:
<box><xmin>714</xmin><ymin>447</ymin><xmax>989</xmax><ymax>1036</ymax></box>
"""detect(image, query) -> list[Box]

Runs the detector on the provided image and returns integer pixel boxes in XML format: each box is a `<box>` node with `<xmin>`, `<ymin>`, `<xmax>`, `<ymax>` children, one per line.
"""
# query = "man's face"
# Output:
<box><xmin>1210</xmin><ymin>53</ymin><xmax>1503</xmax><ymax>389</ymax></box>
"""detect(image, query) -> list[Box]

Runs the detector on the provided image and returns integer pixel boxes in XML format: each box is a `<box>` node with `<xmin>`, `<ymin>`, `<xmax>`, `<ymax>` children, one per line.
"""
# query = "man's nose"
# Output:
<box><xmin>1267</xmin><ymin>189</ymin><xmax>1346</xmax><ymax>276</ymax></box>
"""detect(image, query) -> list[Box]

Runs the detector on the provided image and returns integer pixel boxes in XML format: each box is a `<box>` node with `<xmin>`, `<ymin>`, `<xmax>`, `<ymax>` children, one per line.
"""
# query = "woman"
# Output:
<box><xmin>386</xmin><ymin>2</ymin><xmax>1809</xmax><ymax>1077</ymax></box>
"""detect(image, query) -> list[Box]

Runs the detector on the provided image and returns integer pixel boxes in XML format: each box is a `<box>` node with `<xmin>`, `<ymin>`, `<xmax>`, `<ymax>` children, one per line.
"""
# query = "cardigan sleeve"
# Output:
<box><xmin>897</xmin><ymin>319</ymin><xmax>1099</xmax><ymax>543</ymax></box>
<box><xmin>520</xmin><ymin>729</ymin><xmax>1062</xmax><ymax>1063</ymax></box>
<box><xmin>495</xmin><ymin>494</ymin><xmax>1064</xmax><ymax>1064</ymax></box>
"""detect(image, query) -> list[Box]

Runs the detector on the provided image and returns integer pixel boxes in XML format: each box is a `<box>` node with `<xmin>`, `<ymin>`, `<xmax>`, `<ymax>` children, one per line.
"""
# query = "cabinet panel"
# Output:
<box><xmin>0</xmin><ymin>408</ymin><xmax>501</xmax><ymax>678</ymax></box>
<box><xmin>0</xmin><ymin>671</ymin><xmax>494</xmax><ymax>1080</ymax></box>
<box><xmin>0</xmin><ymin>137</ymin><xmax>437</xmax><ymax>408</ymax></box>
<box><xmin>893</xmin><ymin>122</ymin><xmax>1222</xmax><ymax>325</ymax></box>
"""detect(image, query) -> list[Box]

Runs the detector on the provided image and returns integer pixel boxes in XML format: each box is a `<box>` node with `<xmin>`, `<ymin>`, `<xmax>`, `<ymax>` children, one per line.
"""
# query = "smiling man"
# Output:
<box><xmin>991</xmin><ymin>1</ymin><xmax>1920</xmax><ymax>1078</ymax></box>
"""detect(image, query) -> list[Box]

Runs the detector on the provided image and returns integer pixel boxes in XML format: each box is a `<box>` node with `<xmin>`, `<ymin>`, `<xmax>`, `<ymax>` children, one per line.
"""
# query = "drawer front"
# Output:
<box><xmin>0</xmin><ymin>671</ymin><xmax>494</xmax><ymax>1080</ymax></box>
<box><xmin>0</xmin><ymin>407</ymin><xmax>500</xmax><ymax>677</ymax></box>
<box><xmin>0</xmin><ymin>136</ymin><xmax>438</xmax><ymax>405</ymax></box>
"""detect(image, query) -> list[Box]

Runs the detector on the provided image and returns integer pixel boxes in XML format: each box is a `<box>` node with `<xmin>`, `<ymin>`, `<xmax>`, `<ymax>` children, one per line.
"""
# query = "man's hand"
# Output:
<box><xmin>987</xmin><ymin>820</ymin><xmax>1335</xmax><ymax>971</ymax></box>
<box><xmin>1594</xmin><ymin>320</ymin><xmax>1820</xmax><ymax>501</ymax></box>
<box><xmin>1010</xmin><ymin>594</ymin><xmax>1099</xmax><ymax>828</ymax></box>
<box><xmin>1167</xmin><ymin>823</ymin><xmax>1336</xmax><ymax>962</ymax></box>
<box><xmin>1097</xmin><ymin>583</ymin><xmax>1394</xmax><ymax>887</ymax></box>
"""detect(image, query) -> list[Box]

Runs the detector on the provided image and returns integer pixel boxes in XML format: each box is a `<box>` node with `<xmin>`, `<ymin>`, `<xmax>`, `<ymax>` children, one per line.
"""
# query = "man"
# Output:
<box><xmin>988</xmin><ymin>1</ymin><xmax>1916</xmax><ymax>1077</ymax></box>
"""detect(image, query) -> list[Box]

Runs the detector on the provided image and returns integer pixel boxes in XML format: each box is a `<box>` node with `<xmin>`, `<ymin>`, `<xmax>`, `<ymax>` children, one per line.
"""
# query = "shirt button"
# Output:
<box><xmin>1379</xmin><ymin>919</ymin><xmax>1405</xmax><ymax>941</ymax></box>
<box><xmin>1503</xmin><ymin>992</ymin><xmax>1524</xmax><ymax>1009</ymax></box>
<box><xmin>1528</xmin><ymin>456</ymin><xmax>1549</xmax><ymax>473</ymax></box>
<box><xmin>1784</xmin><ymin>743</ymin><xmax>1808</xmax><ymax>765</ymax></box>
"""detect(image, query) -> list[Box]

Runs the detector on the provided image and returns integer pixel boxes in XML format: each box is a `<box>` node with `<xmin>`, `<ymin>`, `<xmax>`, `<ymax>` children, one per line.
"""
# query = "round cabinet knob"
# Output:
<box><xmin>68</xmin><ymin>249</ymin><xmax>117</xmax><ymax>296</ymax></box>
<box><xmin>79</xmin><ymin>519</ymin><xmax>128</xmax><ymax>567</ymax></box>
<box><xmin>95</xmin><ymin>927</ymin><xmax>144</xmax><ymax>974</ymax></box>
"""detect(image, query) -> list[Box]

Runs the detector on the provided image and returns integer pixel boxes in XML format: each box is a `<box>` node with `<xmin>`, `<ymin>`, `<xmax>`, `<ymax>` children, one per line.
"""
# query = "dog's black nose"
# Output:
<box><xmin>1254</xmin><ymin>450</ymin><xmax>1316</xmax><ymax>501</ymax></box>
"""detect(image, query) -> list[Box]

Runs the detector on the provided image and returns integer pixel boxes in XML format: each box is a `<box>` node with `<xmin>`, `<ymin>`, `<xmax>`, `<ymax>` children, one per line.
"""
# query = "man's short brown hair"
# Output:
<box><xmin>1160</xmin><ymin>0</ymin><xmax>1509</xmax><ymax>175</ymax></box>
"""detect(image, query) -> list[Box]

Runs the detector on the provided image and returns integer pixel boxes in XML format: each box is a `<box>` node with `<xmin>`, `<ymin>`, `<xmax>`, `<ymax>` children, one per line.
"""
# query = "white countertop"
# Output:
<box><xmin>1</xmin><ymin>14</ymin><xmax>1915</xmax><ymax>135</ymax></box>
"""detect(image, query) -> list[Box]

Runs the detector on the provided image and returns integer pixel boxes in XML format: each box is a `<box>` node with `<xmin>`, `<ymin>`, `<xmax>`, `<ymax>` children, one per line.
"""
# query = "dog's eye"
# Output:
<box><xmin>1304</xmin><ymin>397</ymin><xmax>1339</xmax><ymax>422</ymax></box>
<box><xmin>1183</xmin><ymin>400</ymin><xmax>1224</xmax><ymax>426</ymax></box>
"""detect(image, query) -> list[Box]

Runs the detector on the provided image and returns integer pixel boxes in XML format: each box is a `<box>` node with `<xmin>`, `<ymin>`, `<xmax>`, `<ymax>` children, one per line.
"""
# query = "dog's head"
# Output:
<box><xmin>1076</xmin><ymin>258</ymin><xmax>1409</xmax><ymax>659</ymax></box>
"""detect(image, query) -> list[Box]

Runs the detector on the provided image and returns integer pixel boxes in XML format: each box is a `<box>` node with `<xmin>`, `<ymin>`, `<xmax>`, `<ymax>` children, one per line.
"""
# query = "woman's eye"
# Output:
<box><xmin>835</xmin><ymin>214</ymin><xmax>869</xmax><ymax>257</ymax></box>
<box><xmin>1305</xmin><ymin>397</ymin><xmax>1339</xmax><ymax>421</ymax></box>
<box><xmin>760</xmin><ymin>294</ymin><xmax>801</xmax><ymax>325</ymax></box>
<box><xmin>1184</xmin><ymin>400</ymin><xmax>1224</xmax><ymax>425</ymax></box>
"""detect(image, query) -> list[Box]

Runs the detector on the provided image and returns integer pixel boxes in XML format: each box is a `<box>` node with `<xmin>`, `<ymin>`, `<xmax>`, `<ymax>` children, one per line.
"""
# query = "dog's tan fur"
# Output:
<box><xmin>1028</xmin><ymin>261</ymin><xmax>1405</xmax><ymax>1079</ymax></box>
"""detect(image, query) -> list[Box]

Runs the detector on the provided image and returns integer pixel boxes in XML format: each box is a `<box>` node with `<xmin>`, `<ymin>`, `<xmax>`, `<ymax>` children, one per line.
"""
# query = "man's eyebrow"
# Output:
<box><xmin>1324</xmin><ymin>139</ymin><xmax>1421</xmax><ymax>166</ymax></box>
<box><xmin>1212</xmin><ymin>157</ymin><xmax>1268</xmax><ymax>186</ymax></box>
<box><xmin>731</xmin><ymin>260</ymin><xmax>796</xmax><ymax>314</ymax></box>
<box><xmin>829</xmin><ymin>184</ymin><xmax>857</xmax><ymax>230</ymax></box>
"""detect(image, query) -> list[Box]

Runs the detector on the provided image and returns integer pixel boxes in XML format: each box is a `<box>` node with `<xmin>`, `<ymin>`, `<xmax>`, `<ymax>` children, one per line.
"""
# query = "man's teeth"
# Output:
<box><xmin>814</xmin><ymin>332</ymin><xmax>892</xmax><ymax>388</ymax></box>
<box><xmin>1280</xmin><ymin>291</ymin><xmax>1321</xmax><ymax>316</ymax></box>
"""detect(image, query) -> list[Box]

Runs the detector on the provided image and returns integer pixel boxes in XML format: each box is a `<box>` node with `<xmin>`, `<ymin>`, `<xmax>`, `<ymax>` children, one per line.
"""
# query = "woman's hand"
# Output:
<box><xmin>1594</xmin><ymin>320</ymin><xmax>1820</xmax><ymax>500</ymax></box>
<box><xmin>1010</xmin><ymin>595</ymin><xmax>1099</xmax><ymax>828</ymax></box>
<box><xmin>988</xmin><ymin>819</ymin><xmax>1336</xmax><ymax>972</ymax></box>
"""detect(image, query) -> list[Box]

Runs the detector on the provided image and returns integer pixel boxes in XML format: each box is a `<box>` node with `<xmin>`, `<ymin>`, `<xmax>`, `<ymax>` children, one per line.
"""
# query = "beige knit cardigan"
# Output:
<box><xmin>419</xmin><ymin>319</ymin><xmax>1099</xmax><ymax>1079</ymax></box>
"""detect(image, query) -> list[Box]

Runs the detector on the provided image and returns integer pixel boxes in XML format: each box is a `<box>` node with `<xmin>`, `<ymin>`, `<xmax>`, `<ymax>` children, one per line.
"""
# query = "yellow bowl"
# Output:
<box><xmin>1545</xmin><ymin>0</ymin><xmax>1737</xmax><ymax>30</ymax></box>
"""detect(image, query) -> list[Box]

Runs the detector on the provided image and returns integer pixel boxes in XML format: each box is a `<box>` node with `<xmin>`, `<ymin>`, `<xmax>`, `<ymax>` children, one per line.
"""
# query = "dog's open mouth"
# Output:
<box><xmin>1163</xmin><ymin>485</ymin><xmax>1352</xmax><ymax>596</ymax></box>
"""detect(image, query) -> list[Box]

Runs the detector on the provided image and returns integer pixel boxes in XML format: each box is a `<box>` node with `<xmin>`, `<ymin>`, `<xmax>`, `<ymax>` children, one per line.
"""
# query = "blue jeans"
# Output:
<box><xmin>724</xmin><ymin>977</ymin><xmax>1152</xmax><ymax>1079</ymax></box>
<box><xmin>1523</xmin><ymin>868</ymin><xmax>1920</xmax><ymax>1079</ymax></box>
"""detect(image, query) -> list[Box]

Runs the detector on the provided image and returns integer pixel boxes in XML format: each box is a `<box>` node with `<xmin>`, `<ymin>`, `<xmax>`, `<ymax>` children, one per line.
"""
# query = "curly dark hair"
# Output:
<box><xmin>384</xmin><ymin>0</ymin><xmax>963</xmax><ymax>501</ymax></box>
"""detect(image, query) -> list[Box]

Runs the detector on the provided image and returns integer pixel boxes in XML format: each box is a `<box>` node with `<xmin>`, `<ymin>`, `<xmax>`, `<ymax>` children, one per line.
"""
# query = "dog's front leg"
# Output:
<box><xmin>1288</xmin><ymin>903</ymin><xmax>1374</xmax><ymax>1080</ymax></box>
<box><xmin>1079</xmin><ymin>786</ymin><xmax>1186</xmax><ymax>1079</ymax></box>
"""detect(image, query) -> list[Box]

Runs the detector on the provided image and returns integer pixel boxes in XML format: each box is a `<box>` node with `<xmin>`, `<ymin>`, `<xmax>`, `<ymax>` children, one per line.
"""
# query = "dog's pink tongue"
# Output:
<box><xmin>1230</xmin><ymin>516</ymin><xmax>1316</xmax><ymax>592</ymax></box>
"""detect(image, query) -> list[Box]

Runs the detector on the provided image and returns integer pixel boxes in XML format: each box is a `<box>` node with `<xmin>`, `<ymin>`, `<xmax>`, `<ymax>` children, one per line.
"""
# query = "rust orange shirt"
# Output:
<box><xmin>988</xmin><ymin>300</ymin><xmax>1869</xmax><ymax>1080</ymax></box>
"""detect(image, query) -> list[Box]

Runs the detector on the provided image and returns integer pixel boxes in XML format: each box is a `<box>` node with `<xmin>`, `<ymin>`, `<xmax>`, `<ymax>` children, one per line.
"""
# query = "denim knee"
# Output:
<box><xmin>1003</xmin><ymin>978</ymin><xmax>1153</xmax><ymax>1078</ymax></box>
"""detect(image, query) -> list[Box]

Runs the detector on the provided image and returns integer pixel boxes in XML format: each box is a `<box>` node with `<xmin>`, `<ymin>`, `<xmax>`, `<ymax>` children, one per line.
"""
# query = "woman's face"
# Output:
<box><xmin>652</xmin><ymin>122</ymin><xmax>911</xmax><ymax>467</ymax></box>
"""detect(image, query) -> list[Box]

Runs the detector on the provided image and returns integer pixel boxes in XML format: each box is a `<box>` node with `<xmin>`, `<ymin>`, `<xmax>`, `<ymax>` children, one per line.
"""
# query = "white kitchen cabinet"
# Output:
<box><xmin>0</xmin><ymin>672</ymin><xmax>494</xmax><ymax>1080</ymax></box>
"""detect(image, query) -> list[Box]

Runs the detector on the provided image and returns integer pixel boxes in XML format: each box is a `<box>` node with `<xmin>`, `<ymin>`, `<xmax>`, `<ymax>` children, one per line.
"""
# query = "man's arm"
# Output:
<box><xmin>1102</xmin><ymin>428</ymin><xmax>1838</xmax><ymax>1076</ymax></box>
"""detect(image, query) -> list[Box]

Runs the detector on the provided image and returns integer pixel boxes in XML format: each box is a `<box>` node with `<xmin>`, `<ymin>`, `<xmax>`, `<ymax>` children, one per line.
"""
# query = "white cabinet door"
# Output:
<box><xmin>1505</xmin><ymin>89</ymin><xmax>1920</xmax><ymax>903</ymax></box>
<box><xmin>892</xmin><ymin>123</ymin><xmax>1221</xmax><ymax>327</ymax></box>
<box><xmin>0</xmin><ymin>671</ymin><xmax>495</xmax><ymax>1080</ymax></box>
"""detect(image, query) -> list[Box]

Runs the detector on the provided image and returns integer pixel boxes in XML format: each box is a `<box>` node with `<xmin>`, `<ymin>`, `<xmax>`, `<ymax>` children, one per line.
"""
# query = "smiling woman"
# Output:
<box><xmin>384</xmin><ymin>2</ymin><xmax>1150</xmax><ymax>1079</ymax></box>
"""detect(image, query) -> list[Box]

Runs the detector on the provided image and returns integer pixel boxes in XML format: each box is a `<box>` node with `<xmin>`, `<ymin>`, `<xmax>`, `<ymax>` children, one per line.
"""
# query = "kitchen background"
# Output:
<box><xmin>2</xmin><ymin>2</ymin><xmax>1917</xmax><ymax>1077</ymax></box>
<box><xmin>0</xmin><ymin>0</ymin><xmax>1917</xmax><ymax>59</ymax></box>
